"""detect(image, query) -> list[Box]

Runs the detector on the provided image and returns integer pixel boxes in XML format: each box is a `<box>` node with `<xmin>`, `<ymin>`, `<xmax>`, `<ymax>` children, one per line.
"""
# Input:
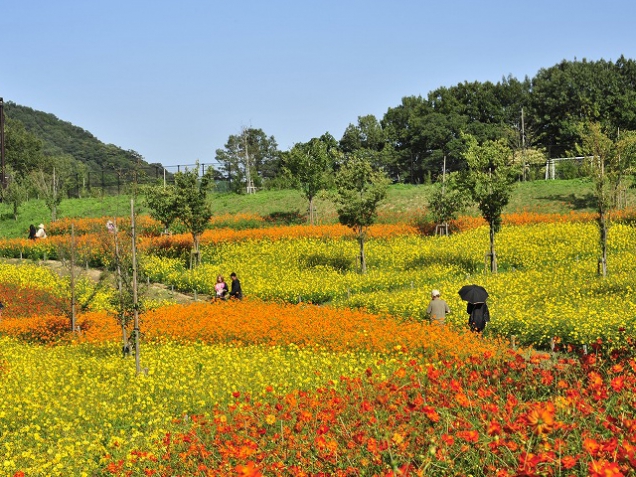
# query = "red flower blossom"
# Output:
<box><xmin>588</xmin><ymin>459</ymin><xmax>624</xmax><ymax>477</ymax></box>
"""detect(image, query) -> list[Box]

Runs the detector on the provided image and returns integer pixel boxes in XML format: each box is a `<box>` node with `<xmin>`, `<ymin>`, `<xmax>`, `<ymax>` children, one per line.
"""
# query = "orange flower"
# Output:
<box><xmin>526</xmin><ymin>402</ymin><xmax>556</xmax><ymax>436</ymax></box>
<box><xmin>235</xmin><ymin>461</ymin><xmax>262</xmax><ymax>477</ymax></box>
<box><xmin>583</xmin><ymin>438</ymin><xmax>601</xmax><ymax>457</ymax></box>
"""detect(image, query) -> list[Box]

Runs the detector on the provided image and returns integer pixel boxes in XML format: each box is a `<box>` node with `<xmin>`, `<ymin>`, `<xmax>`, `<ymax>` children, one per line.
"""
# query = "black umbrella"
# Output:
<box><xmin>458</xmin><ymin>284</ymin><xmax>489</xmax><ymax>304</ymax></box>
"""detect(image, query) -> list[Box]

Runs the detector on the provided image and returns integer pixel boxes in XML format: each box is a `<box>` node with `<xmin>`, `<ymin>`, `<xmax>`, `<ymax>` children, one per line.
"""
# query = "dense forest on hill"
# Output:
<box><xmin>3</xmin><ymin>101</ymin><xmax>161</xmax><ymax>190</ymax></box>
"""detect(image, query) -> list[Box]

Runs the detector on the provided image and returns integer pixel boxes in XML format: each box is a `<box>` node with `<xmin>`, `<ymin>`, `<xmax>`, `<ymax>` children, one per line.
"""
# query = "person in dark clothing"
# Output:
<box><xmin>28</xmin><ymin>224</ymin><xmax>37</xmax><ymax>240</ymax></box>
<box><xmin>229</xmin><ymin>272</ymin><xmax>243</xmax><ymax>300</ymax></box>
<box><xmin>467</xmin><ymin>302</ymin><xmax>490</xmax><ymax>333</ymax></box>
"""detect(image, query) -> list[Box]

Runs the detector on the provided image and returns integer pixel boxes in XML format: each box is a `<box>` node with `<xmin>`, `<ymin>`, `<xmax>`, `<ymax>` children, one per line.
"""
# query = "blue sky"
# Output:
<box><xmin>2</xmin><ymin>0</ymin><xmax>636</xmax><ymax>168</ymax></box>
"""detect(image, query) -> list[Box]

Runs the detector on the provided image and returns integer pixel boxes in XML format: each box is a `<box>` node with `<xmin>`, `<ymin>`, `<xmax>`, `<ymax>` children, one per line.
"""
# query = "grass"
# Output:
<box><xmin>0</xmin><ymin>179</ymin><xmax>626</xmax><ymax>239</ymax></box>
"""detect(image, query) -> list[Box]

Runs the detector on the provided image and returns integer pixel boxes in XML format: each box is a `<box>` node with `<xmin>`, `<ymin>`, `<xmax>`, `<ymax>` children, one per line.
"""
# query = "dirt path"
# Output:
<box><xmin>3</xmin><ymin>258</ymin><xmax>208</xmax><ymax>304</ymax></box>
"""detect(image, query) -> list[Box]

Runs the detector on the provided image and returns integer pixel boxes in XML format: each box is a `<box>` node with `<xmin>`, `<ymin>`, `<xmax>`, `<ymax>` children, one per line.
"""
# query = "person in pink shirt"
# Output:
<box><xmin>214</xmin><ymin>275</ymin><xmax>228</xmax><ymax>300</ymax></box>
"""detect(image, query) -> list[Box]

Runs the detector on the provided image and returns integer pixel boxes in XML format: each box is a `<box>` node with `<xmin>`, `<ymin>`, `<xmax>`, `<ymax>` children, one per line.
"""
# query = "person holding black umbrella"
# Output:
<box><xmin>458</xmin><ymin>284</ymin><xmax>490</xmax><ymax>333</ymax></box>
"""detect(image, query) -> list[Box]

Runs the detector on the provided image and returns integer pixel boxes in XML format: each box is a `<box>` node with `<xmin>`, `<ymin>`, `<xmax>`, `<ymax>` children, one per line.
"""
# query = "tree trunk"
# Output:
<box><xmin>192</xmin><ymin>233</ymin><xmax>201</xmax><ymax>268</ymax></box>
<box><xmin>599</xmin><ymin>210</ymin><xmax>608</xmax><ymax>277</ymax></box>
<box><xmin>358</xmin><ymin>226</ymin><xmax>366</xmax><ymax>274</ymax></box>
<box><xmin>308</xmin><ymin>195</ymin><xmax>314</xmax><ymax>226</ymax></box>
<box><xmin>489</xmin><ymin>222</ymin><xmax>498</xmax><ymax>274</ymax></box>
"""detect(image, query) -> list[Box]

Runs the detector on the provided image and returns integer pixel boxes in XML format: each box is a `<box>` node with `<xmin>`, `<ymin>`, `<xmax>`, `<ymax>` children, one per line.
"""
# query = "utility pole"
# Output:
<box><xmin>0</xmin><ymin>97</ymin><xmax>6</xmax><ymax>190</ymax></box>
<box><xmin>243</xmin><ymin>129</ymin><xmax>256</xmax><ymax>194</ymax></box>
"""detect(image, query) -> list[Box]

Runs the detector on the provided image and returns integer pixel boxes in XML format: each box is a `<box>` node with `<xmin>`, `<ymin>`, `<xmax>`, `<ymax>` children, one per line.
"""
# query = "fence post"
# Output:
<box><xmin>511</xmin><ymin>335</ymin><xmax>516</xmax><ymax>351</ymax></box>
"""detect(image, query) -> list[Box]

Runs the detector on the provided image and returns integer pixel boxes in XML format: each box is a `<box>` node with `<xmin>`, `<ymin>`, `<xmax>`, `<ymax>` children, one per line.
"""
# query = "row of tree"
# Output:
<box><xmin>4</xmin><ymin>57</ymin><xmax>635</xmax><ymax>194</ymax></box>
<box><xmin>213</xmin><ymin>57</ymin><xmax>636</xmax><ymax>189</ymax></box>
<box><xmin>143</xmin><ymin>121</ymin><xmax>636</xmax><ymax>278</ymax></box>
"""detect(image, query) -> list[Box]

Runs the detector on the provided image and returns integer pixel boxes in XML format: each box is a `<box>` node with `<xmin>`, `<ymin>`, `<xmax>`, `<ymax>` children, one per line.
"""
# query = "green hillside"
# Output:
<box><xmin>3</xmin><ymin>101</ymin><xmax>160</xmax><ymax>181</ymax></box>
<box><xmin>0</xmin><ymin>179</ymin><xmax>620</xmax><ymax>239</ymax></box>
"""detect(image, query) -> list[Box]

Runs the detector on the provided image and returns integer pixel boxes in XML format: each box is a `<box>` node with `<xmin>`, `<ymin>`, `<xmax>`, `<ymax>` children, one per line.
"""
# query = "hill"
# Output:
<box><xmin>3</xmin><ymin>101</ymin><xmax>161</xmax><ymax>182</ymax></box>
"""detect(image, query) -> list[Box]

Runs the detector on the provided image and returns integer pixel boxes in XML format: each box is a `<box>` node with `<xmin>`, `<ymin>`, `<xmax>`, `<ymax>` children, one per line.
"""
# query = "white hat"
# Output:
<box><xmin>38</xmin><ymin>224</ymin><xmax>45</xmax><ymax>229</ymax></box>
<box><xmin>431</xmin><ymin>289</ymin><xmax>440</xmax><ymax>297</ymax></box>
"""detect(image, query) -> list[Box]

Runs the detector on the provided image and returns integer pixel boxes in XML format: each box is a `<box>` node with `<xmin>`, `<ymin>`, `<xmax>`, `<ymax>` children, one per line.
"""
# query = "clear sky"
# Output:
<box><xmin>2</xmin><ymin>0</ymin><xmax>636</xmax><ymax>168</ymax></box>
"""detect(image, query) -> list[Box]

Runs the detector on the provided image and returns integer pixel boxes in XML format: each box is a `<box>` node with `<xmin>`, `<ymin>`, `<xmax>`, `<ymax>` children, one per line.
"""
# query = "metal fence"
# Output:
<box><xmin>63</xmin><ymin>163</ymin><xmax>221</xmax><ymax>197</ymax></box>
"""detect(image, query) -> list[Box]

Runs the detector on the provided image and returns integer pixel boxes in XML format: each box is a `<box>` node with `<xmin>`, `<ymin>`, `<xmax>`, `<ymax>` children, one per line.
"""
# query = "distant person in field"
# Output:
<box><xmin>229</xmin><ymin>272</ymin><xmax>243</xmax><ymax>300</ymax></box>
<box><xmin>106</xmin><ymin>220</ymin><xmax>116</xmax><ymax>234</ymax></box>
<box><xmin>215</xmin><ymin>275</ymin><xmax>228</xmax><ymax>300</ymax></box>
<box><xmin>28</xmin><ymin>224</ymin><xmax>37</xmax><ymax>240</ymax></box>
<box><xmin>35</xmin><ymin>223</ymin><xmax>47</xmax><ymax>239</ymax></box>
<box><xmin>0</xmin><ymin>302</ymin><xmax>4</xmax><ymax>319</ymax></box>
<box><xmin>426</xmin><ymin>289</ymin><xmax>450</xmax><ymax>325</ymax></box>
<box><xmin>467</xmin><ymin>301</ymin><xmax>490</xmax><ymax>333</ymax></box>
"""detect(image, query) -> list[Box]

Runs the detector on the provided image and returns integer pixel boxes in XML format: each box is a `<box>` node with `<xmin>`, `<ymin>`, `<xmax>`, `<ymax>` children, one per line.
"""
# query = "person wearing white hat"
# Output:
<box><xmin>35</xmin><ymin>223</ymin><xmax>47</xmax><ymax>239</ymax></box>
<box><xmin>426</xmin><ymin>289</ymin><xmax>450</xmax><ymax>325</ymax></box>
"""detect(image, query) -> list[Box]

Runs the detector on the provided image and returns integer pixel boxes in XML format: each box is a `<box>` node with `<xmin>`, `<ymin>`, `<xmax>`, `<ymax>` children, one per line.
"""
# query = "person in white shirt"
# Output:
<box><xmin>35</xmin><ymin>224</ymin><xmax>47</xmax><ymax>239</ymax></box>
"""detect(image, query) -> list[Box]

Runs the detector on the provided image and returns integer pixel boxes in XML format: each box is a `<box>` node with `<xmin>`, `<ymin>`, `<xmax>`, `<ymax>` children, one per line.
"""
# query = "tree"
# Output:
<box><xmin>141</xmin><ymin>183</ymin><xmax>180</xmax><ymax>233</ymax></box>
<box><xmin>30</xmin><ymin>167</ymin><xmax>63</xmax><ymax>221</ymax></box>
<box><xmin>575</xmin><ymin>122</ymin><xmax>636</xmax><ymax>276</ymax></box>
<box><xmin>4</xmin><ymin>117</ymin><xmax>45</xmax><ymax>176</ymax></box>
<box><xmin>282</xmin><ymin>133</ymin><xmax>339</xmax><ymax>225</ymax></box>
<box><xmin>1</xmin><ymin>168</ymin><xmax>28</xmax><ymax>220</ymax></box>
<box><xmin>215</xmin><ymin>128</ymin><xmax>280</xmax><ymax>193</ymax></box>
<box><xmin>173</xmin><ymin>163</ymin><xmax>215</xmax><ymax>267</ymax></box>
<box><xmin>530</xmin><ymin>57</ymin><xmax>636</xmax><ymax>158</ymax></box>
<box><xmin>428</xmin><ymin>172</ymin><xmax>467</xmax><ymax>234</ymax></box>
<box><xmin>458</xmin><ymin>134</ymin><xmax>519</xmax><ymax>273</ymax></box>
<box><xmin>333</xmin><ymin>154</ymin><xmax>390</xmax><ymax>273</ymax></box>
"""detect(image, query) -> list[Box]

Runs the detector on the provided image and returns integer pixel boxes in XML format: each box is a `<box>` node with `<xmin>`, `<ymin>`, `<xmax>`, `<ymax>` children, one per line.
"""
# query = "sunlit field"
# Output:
<box><xmin>1</xmin><ymin>210</ymin><xmax>636</xmax><ymax>476</ymax></box>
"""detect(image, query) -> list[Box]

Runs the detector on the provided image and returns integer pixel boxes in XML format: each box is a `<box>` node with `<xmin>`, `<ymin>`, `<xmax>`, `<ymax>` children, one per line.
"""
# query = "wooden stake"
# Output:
<box><xmin>131</xmin><ymin>198</ymin><xmax>141</xmax><ymax>375</ymax></box>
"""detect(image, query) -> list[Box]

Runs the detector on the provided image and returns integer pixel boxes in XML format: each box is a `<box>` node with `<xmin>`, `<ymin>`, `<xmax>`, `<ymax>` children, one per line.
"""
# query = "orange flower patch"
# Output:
<box><xmin>0</xmin><ymin>300</ymin><xmax>500</xmax><ymax>359</ymax></box>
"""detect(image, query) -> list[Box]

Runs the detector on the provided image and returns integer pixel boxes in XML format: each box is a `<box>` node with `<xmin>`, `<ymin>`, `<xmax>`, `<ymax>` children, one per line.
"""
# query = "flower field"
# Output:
<box><xmin>142</xmin><ymin>221</ymin><xmax>636</xmax><ymax>350</ymax></box>
<box><xmin>1</xmin><ymin>211</ymin><xmax>636</xmax><ymax>475</ymax></box>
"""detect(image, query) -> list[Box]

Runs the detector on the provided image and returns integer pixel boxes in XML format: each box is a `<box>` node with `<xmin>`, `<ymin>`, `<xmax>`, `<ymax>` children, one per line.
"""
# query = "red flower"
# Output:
<box><xmin>610</xmin><ymin>376</ymin><xmax>625</xmax><ymax>392</ymax></box>
<box><xmin>588</xmin><ymin>459</ymin><xmax>624</xmax><ymax>477</ymax></box>
<box><xmin>422</xmin><ymin>405</ymin><xmax>440</xmax><ymax>423</ymax></box>
<box><xmin>456</xmin><ymin>430</ymin><xmax>479</xmax><ymax>443</ymax></box>
<box><xmin>561</xmin><ymin>455</ymin><xmax>579</xmax><ymax>469</ymax></box>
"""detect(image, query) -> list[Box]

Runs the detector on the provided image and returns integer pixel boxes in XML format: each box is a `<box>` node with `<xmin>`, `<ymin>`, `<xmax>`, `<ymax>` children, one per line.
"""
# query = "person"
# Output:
<box><xmin>106</xmin><ymin>220</ymin><xmax>116</xmax><ymax>234</ymax></box>
<box><xmin>0</xmin><ymin>302</ymin><xmax>4</xmax><ymax>319</ymax></box>
<box><xmin>35</xmin><ymin>223</ymin><xmax>47</xmax><ymax>239</ymax></box>
<box><xmin>28</xmin><ymin>224</ymin><xmax>37</xmax><ymax>240</ymax></box>
<box><xmin>426</xmin><ymin>289</ymin><xmax>450</xmax><ymax>325</ymax></box>
<box><xmin>467</xmin><ymin>301</ymin><xmax>490</xmax><ymax>333</ymax></box>
<box><xmin>214</xmin><ymin>275</ymin><xmax>228</xmax><ymax>300</ymax></box>
<box><xmin>229</xmin><ymin>272</ymin><xmax>243</xmax><ymax>300</ymax></box>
